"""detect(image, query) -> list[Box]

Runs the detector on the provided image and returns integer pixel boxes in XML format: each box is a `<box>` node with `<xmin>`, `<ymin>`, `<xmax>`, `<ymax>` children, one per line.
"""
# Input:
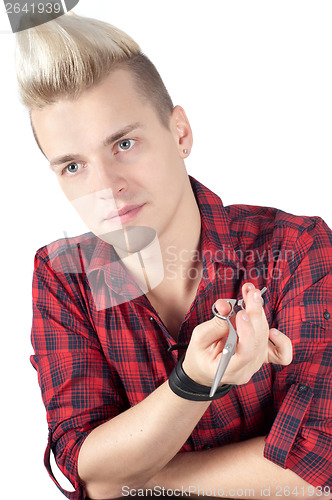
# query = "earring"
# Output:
<box><xmin>183</xmin><ymin>149</ymin><xmax>189</xmax><ymax>155</ymax></box>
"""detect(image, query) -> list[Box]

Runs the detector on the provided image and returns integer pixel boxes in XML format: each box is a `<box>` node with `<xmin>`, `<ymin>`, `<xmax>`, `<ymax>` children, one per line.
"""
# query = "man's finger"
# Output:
<box><xmin>213</xmin><ymin>298</ymin><xmax>232</xmax><ymax>317</ymax></box>
<box><xmin>244</xmin><ymin>287</ymin><xmax>264</xmax><ymax>319</ymax></box>
<box><xmin>267</xmin><ymin>329</ymin><xmax>293</xmax><ymax>365</ymax></box>
<box><xmin>241</xmin><ymin>282</ymin><xmax>255</xmax><ymax>303</ymax></box>
<box><xmin>192</xmin><ymin>299</ymin><xmax>231</xmax><ymax>349</ymax></box>
<box><xmin>234</xmin><ymin>309</ymin><xmax>256</xmax><ymax>361</ymax></box>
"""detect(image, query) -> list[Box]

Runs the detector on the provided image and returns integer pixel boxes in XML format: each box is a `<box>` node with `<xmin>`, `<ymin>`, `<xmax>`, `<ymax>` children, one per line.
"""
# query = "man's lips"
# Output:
<box><xmin>103</xmin><ymin>204</ymin><xmax>145</xmax><ymax>222</ymax></box>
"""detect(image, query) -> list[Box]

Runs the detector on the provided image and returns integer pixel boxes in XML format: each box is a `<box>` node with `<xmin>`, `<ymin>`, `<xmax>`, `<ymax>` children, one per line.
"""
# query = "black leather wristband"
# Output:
<box><xmin>169</xmin><ymin>355</ymin><xmax>233</xmax><ymax>401</ymax></box>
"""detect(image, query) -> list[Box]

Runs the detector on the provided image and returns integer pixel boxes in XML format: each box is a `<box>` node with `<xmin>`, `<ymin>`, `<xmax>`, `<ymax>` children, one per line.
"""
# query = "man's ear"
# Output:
<box><xmin>170</xmin><ymin>105</ymin><xmax>193</xmax><ymax>158</ymax></box>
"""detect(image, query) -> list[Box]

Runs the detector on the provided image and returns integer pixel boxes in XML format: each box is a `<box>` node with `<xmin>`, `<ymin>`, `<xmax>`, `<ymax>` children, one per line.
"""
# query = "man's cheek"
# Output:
<box><xmin>70</xmin><ymin>189</ymin><xmax>117</xmax><ymax>233</ymax></box>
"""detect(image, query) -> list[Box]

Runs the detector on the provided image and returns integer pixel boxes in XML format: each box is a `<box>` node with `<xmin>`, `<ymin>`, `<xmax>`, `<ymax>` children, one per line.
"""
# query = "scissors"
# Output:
<box><xmin>209</xmin><ymin>287</ymin><xmax>267</xmax><ymax>397</ymax></box>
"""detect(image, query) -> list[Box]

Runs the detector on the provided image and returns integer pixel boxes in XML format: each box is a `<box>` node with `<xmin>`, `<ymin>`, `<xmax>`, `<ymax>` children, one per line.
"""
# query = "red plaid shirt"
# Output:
<box><xmin>31</xmin><ymin>177</ymin><xmax>332</xmax><ymax>499</ymax></box>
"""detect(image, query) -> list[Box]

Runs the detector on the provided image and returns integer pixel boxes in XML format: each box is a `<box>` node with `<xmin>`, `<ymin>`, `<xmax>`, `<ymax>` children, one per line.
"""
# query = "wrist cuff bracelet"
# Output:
<box><xmin>169</xmin><ymin>355</ymin><xmax>233</xmax><ymax>401</ymax></box>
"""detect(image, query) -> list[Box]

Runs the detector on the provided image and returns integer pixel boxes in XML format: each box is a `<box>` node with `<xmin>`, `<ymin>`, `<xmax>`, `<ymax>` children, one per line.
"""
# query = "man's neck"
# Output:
<box><xmin>114</xmin><ymin>178</ymin><xmax>202</xmax><ymax>298</ymax></box>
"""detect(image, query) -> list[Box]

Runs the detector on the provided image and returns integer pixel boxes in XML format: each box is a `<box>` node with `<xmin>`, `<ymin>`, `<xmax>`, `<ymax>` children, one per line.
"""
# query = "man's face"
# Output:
<box><xmin>31</xmin><ymin>69</ymin><xmax>192</xmax><ymax>251</ymax></box>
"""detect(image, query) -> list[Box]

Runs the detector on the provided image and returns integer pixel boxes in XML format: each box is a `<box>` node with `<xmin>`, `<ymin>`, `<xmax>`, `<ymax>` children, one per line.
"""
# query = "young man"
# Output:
<box><xmin>16</xmin><ymin>12</ymin><xmax>332</xmax><ymax>500</ymax></box>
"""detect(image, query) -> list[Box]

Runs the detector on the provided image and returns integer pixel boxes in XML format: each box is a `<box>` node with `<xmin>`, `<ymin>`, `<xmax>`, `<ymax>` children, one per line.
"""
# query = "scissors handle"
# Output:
<box><xmin>237</xmin><ymin>286</ymin><xmax>267</xmax><ymax>310</ymax></box>
<box><xmin>209</xmin><ymin>286</ymin><xmax>268</xmax><ymax>397</ymax></box>
<box><xmin>211</xmin><ymin>299</ymin><xmax>237</xmax><ymax>320</ymax></box>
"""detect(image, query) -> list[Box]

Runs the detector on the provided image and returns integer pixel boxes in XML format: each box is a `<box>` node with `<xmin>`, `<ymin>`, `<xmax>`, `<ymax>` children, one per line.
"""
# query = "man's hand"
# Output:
<box><xmin>183</xmin><ymin>282</ymin><xmax>293</xmax><ymax>387</ymax></box>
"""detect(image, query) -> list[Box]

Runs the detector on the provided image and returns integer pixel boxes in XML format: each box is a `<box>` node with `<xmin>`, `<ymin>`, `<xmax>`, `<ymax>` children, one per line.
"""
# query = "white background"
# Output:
<box><xmin>1</xmin><ymin>1</ymin><xmax>331</xmax><ymax>498</ymax></box>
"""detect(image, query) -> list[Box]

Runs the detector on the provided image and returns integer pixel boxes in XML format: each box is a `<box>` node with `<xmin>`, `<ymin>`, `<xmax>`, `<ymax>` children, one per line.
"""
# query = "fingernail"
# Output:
<box><xmin>247</xmin><ymin>283</ymin><xmax>255</xmax><ymax>291</ymax></box>
<box><xmin>271</xmin><ymin>328</ymin><xmax>279</xmax><ymax>335</ymax></box>
<box><xmin>254</xmin><ymin>291</ymin><xmax>261</xmax><ymax>303</ymax></box>
<box><xmin>242</xmin><ymin>312</ymin><xmax>249</xmax><ymax>321</ymax></box>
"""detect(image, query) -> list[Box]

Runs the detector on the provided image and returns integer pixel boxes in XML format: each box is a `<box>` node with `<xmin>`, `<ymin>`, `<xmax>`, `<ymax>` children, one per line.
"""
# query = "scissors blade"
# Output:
<box><xmin>209</xmin><ymin>348</ymin><xmax>233</xmax><ymax>397</ymax></box>
<box><xmin>209</xmin><ymin>321</ymin><xmax>237</xmax><ymax>397</ymax></box>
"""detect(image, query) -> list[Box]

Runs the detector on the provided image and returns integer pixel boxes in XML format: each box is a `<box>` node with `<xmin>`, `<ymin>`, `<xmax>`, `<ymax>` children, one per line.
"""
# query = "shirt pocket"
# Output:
<box><xmin>264</xmin><ymin>382</ymin><xmax>313</xmax><ymax>469</ymax></box>
<box><xmin>299</xmin><ymin>302</ymin><xmax>331</xmax><ymax>341</ymax></box>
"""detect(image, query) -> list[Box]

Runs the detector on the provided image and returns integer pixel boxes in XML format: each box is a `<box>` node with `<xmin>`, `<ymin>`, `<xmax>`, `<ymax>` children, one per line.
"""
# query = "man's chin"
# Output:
<box><xmin>94</xmin><ymin>226</ymin><xmax>157</xmax><ymax>254</ymax></box>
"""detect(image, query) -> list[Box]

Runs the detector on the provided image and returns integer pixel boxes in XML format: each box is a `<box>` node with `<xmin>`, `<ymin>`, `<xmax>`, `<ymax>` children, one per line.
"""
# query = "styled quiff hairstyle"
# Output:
<box><xmin>15</xmin><ymin>12</ymin><xmax>174</xmax><ymax>127</ymax></box>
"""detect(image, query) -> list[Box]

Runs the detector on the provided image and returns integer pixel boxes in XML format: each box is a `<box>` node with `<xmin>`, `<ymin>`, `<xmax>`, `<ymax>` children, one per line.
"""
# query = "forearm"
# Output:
<box><xmin>147</xmin><ymin>436</ymin><xmax>320</xmax><ymax>500</ymax></box>
<box><xmin>77</xmin><ymin>380</ymin><xmax>210</xmax><ymax>499</ymax></box>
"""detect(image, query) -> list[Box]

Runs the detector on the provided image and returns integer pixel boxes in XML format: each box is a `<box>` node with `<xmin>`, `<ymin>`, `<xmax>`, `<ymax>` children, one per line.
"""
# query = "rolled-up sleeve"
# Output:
<box><xmin>264</xmin><ymin>217</ymin><xmax>332</xmax><ymax>487</ymax></box>
<box><xmin>265</xmin><ymin>366</ymin><xmax>332</xmax><ymax>486</ymax></box>
<box><xmin>31</xmin><ymin>248</ymin><xmax>125</xmax><ymax>499</ymax></box>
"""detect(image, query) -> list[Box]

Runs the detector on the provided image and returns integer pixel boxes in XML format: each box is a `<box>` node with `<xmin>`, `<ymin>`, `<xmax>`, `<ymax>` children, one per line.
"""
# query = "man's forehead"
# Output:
<box><xmin>31</xmin><ymin>68</ymin><xmax>141</xmax><ymax>119</ymax></box>
<box><xmin>30</xmin><ymin>69</ymin><xmax>153</xmax><ymax>157</ymax></box>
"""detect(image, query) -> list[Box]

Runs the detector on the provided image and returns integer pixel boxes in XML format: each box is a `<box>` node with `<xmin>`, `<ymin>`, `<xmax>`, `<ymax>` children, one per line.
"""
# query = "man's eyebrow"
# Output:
<box><xmin>49</xmin><ymin>122</ymin><xmax>144</xmax><ymax>169</ymax></box>
<box><xmin>102</xmin><ymin>122</ymin><xmax>144</xmax><ymax>147</ymax></box>
<box><xmin>50</xmin><ymin>155</ymin><xmax>78</xmax><ymax>170</ymax></box>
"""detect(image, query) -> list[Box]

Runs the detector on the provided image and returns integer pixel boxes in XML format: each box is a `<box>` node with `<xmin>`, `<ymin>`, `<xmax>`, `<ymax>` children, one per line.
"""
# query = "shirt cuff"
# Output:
<box><xmin>264</xmin><ymin>384</ymin><xmax>313</xmax><ymax>469</ymax></box>
<box><xmin>44</xmin><ymin>428</ymin><xmax>88</xmax><ymax>500</ymax></box>
<box><xmin>264</xmin><ymin>381</ymin><xmax>331</xmax><ymax>487</ymax></box>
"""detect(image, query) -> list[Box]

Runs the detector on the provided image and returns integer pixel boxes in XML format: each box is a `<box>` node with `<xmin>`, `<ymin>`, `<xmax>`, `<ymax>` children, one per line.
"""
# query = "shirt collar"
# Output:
<box><xmin>189</xmin><ymin>176</ymin><xmax>242</xmax><ymax>269</ymax></box>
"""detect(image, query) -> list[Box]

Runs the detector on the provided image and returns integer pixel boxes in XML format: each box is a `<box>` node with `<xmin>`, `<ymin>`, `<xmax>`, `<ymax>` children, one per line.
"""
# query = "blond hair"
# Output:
<box><xmin>15</xmin><ymin>12</ymin><xmax>174</xmax><ymax>126</ymax></box>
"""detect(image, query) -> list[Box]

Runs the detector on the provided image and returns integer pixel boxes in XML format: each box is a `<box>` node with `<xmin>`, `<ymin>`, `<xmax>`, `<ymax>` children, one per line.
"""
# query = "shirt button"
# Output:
<box><xmin>298</xmin><ymin>384</ymin><xmax>308</xmax><ymax>393</ymax></box>
<box><xmin>323</xmin><ymin>310</ymin><xmax>331</xmax><ymax>320</ymax></box>
<box><xmin>149</xmin><ymin>316</ymin><xmax>155</xmax><ymax>321</ymax></box>
<box><xmin>203</xmin><ymin>444</ymin><xmax>212</xmax><ymax>450</ymax></box>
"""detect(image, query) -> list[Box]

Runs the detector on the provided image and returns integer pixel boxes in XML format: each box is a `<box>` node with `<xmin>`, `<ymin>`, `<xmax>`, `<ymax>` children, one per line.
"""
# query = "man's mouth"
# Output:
<box><xmin>103</xmin><ymin>204</ymin><xmax>145</xmax><ymax>223</ymax></box>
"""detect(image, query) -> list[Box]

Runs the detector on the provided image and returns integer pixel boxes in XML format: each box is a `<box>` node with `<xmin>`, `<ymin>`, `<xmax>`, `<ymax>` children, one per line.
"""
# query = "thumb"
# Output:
<box><xmin>267</xmin><ymin>329</ymin><xmax>293</xmax><ymax>366</ymax></box>
<box><xmin>192</xmin><ymin>299</ymin><xmax>231</xmax><ymax>349</ymax></box>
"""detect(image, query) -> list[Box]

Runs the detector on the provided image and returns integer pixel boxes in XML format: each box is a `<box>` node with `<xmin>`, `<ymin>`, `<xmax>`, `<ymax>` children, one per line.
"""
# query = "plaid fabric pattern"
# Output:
<box><xmin>31</xmin><ymin>177</ymin><xmax>332</xmax><ymax>499</ymax></box>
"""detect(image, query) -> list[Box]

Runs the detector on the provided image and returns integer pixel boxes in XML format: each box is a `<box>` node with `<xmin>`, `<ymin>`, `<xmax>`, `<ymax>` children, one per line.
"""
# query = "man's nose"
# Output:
<box><xmin>91</xmin><ymin>161</ymin><xmax>127</xmax><ymax>198</ymax></box>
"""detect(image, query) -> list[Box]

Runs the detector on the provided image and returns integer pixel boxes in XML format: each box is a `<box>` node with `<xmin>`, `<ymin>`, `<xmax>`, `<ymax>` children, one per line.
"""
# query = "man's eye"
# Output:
<box><xmin>118</xmin><ymin>139</ymin><xmax>136</xmax><ymax>151</ymax></box>
<box><xmin>64</xmin><ymin>162</ymin><xmax>85</xmax><ymax>175</ymax></box>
